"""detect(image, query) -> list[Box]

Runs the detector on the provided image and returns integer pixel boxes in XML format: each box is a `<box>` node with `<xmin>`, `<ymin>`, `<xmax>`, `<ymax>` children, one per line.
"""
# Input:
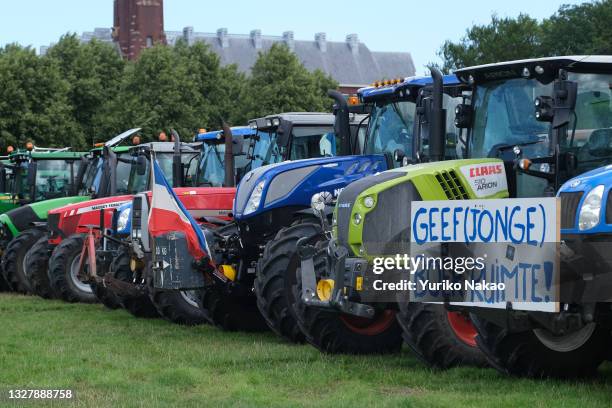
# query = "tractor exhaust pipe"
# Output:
<box><xmin>223</xmin><ymin>123</ymin><xmax>235</xmax><ymax>187</ymax></box>
<box><xmin>171</xmin><ymin>129</ymin><xmax>184</xmax><ymax>187</ymax></box>
<box><xmin>328</xmin><ymin>90</ymin><xmax>351</xmax><ymax>156</ymax></box>
<box><xmin>429</xmin><ymin>67</ymin><xmax>446</xmax><ymax>162</ymax></box>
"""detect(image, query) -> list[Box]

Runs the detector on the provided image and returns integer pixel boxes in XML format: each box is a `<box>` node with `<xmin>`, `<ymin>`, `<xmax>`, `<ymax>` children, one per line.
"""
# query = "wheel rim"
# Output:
<box><xmin>180</xmin><ymin>290</ymin><xmax>200</xmax><ymax>308</ymax></box>
<box><xmin>340</xmin><ymin>310</ymin><xmax>396</xmax><ymax>336</ymax></box>
<box><xmin>447</xmin><ymin>311</ymin><xmax>478</xmax><ymax>347</ymax></box>
<box><xmin>22</xmin><ymin>253</ymin><xmax>30</xmax><ymax>280</ymax></box>
<box><xmin>70</xmin><ymin>254</ymin><xmax>93</xmax><ymax>294</ymax></box>
<box><xmin>533</xmin><ymin>323</ymin><xmax>596</xmax><ymax>352</ymax></box>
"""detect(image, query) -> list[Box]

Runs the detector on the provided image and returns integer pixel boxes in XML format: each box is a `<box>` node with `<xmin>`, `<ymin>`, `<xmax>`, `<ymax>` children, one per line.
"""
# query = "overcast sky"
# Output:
<box><xmin>1</xmin><ymin>0</ymin><xmax>587</xmax><ymax>74</ymax></box>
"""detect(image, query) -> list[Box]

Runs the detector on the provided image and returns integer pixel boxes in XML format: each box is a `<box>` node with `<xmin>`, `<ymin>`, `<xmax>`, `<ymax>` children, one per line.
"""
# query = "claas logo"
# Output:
<box><xmin>469</xmin><ymin>164</ymin><xmax>503</xmax><ymax>178</ymax></box>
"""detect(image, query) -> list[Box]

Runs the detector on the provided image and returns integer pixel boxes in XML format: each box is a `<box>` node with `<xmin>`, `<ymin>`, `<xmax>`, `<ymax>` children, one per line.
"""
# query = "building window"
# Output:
<box><xmin>146</xmin><ymin>36</ymin><xmax>153</xmax><ymax>48</ymax></box>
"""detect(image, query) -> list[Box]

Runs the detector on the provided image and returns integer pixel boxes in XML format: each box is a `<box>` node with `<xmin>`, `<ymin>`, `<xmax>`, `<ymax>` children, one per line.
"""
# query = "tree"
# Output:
<box><xmin>0</xmin><ymin>44</ymin><xmax>78</xmax><ymax>150</ymax></box>
<box><xmin>437</xmin><ymin>14</ymin><xmax>542</xmax><ymax>72</ymax></box>
<box><xmin>241</xmin><ymin>44</ymin><xmax>338</xmax><ymax>119</ymax></box>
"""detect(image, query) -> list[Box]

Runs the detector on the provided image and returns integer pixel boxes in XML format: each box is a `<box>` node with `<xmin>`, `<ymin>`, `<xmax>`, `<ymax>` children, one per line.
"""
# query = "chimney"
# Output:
<box><xmin>315</xmin><ymin>32</ymin><xmax>327</xmax><ymax>52</ymax></box>
<box><xmin>251</xmin><ymin>29</ymin><xmax>262</xmax><ymax>49</ymax></box>
<box><xmin>346</xmin><ymin>33</ymin><xmax>359</xmax><ymax>55</ymax></box>
<box><xmin>217</xmin><ymin>27</ymin><xmax>229</xmax><ymax>48</ymax></box>
<box><xmin>183</xmin><ymin>26</ymin><xmax>194</xmax><ymax>45</ymax></box>
<box><xmin>283</xmin><ymin>31</ymin><xmax>295</xmax><ymax>51</ymax></box>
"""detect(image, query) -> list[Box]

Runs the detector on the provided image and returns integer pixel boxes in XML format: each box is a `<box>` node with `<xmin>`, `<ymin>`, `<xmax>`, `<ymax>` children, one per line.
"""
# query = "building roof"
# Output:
<box><xmin>43</xmin><ymin>27</ymin><xmax>415</xmax><ymax>87</ymax></box>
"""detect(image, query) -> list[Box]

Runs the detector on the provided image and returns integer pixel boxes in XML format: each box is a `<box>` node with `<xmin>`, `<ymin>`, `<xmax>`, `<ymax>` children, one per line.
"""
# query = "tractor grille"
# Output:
<box><xmin>362</xmin><ymin>181</ymin><xmax>421</xmax><ymax>256</ymax></box>
<box><xmin>435</xmin><ymin>170</ymin><xmax>469</xmax><ymax>200</ymax></box>
<box><xmin>560</xmin><ymin>191</ymin><xmax>583</xmax><ymax>229</ymax></box>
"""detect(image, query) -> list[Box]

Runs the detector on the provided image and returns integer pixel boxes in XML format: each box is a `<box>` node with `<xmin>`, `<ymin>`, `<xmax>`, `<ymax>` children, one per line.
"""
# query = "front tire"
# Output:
<box><xmin>26</xmin><ymin>236</ymin><xmax>56</xmax><ymax>299</ymax></box>
<box><xmin>472</xmin><ymin>315</ymin><xmax>609</xmax><ymax>378</ymax></box>
<box><xmin>48</xmin><ymin>234</ymin><xmax>97</xmax><ymax>303</ymax></box>
<box><xmin>149</xmin><ymin>288</ymin><xmax>209</xmax><ymax>325</ymax></box>
<box><xmin>397</xmin><ymin>303</ymin><xmax>487</xmax><ymax>368</ymax></box>
<box><xmin>292</xmin><ymin>242</ymin><xmax>403</xmax><ymax>354</ymax></box>
<box><xmin>200</xmin><ymin>283</ymin><xmax>268</xmax><ymax>332</ymax></box>
<box><xmin>255</xmin><ymin>220</ymin><xmax>323</xmax><ymax>343</ymax></box>
<box><xmin>1</xmin><ymin>228</ymin><xmax>45</xmax><ymax>294</ymax></box>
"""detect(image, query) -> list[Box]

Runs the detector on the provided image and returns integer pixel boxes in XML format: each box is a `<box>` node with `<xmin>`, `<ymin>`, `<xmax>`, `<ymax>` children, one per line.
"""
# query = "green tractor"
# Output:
<box><xmin>0</xmin><ymin>129</ymin><xmax>141</xmax><ymax>293</ymax></box>
<box><xmin>296</xmin><ymin>56</ymin><xmax>612</xmax><ymax>367</ymax></box>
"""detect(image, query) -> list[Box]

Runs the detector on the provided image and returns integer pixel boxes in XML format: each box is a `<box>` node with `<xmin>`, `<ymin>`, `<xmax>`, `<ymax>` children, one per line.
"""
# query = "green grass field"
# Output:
<box><xmin>0</xmin><ymin>294</ymin><xmax>611</xmax><ymax>408</ymax></box>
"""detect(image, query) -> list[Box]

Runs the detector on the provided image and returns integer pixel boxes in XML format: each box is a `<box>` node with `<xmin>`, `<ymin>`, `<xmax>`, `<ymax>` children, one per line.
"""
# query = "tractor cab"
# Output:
<box><xmin>454</xmin><ymin>56</ymin><xmax>612</xmax><ymax>197</ymax></box>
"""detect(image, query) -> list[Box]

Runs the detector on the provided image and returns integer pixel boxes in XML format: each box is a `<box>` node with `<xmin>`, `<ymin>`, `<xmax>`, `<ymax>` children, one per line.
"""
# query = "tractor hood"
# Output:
<box><xmin>233</xmin><ymin>155</ymin><xmax>388</xmax><ymax>220</ymax></box>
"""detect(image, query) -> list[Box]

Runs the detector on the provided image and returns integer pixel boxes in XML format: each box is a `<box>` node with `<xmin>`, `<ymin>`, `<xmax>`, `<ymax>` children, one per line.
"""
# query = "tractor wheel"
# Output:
<box><xmin>25</xmin><ymin>236</ymin><xmax>56</xmax><ymax>299</ymax></box>
<box><xmin>111</xmin><ymin>247</ymin><xmax>159</xmax><ymax>319</ymax></box>
<box><xmin>471</xmin><ymin>315</ymin><xmax>609</xmax><ymax>378</ymax></box>
<box><xmin>255</xmin><ymin>219</ymin><xmax>323</xmax><ymax>343</ymax></box>
<box><xmin>292</xmin><ymin>242</ymin><xmax>403</xmax><ymax>354</ymax></box>
<box><xmin>396</xmin><ymin>303</ymin><xmax>487</xmax><ymax>368</ymax></box>
<box><xmin>0</xmin><ymin>274</ymin><xmax>9</xmax><ymax>292</ymax></box>
<box><xmin>200</xmin><ymin>283</ymin><xmax>268</xmax><ymax>332</ymax></box>
<box><xmin>90</xmin><ymin>281</ymin><xmax>121</xmax><ymax>310</ymax></box>
<box><xmin>1</xmin><ymin>228</ymin><xmax>45</xmax><ymax>294</ymax></box>
<box><xmin>149</xmin><ymin>288</ymin><xmax>209</xmax><ymax>326</ymax></box>
<box><xmin>48</xmin><ymin>234</ymin><xmax>97</xmax><ymax>303</ymax></box>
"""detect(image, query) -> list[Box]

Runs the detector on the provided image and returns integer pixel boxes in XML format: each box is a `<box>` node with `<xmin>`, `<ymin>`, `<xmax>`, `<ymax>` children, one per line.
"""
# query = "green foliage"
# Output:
<box><xmin>0</xmin><ymin>39</ymin><xmax>339</xmax><ymax>150</ymax></box>
<box><xmin>436</xmin><ymin>0</ymin><xmax>612</xmax><ymax>72</ymax></box>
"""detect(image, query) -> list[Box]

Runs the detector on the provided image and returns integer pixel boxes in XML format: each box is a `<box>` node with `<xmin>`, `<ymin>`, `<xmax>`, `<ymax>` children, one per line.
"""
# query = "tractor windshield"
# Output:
<box><xmin>469</xmin><ymin>78</ymin><xmax>551</xmax><ymax>159</ymax></box>
<box><xmin>197</xmin><ymin>137</ymin><xmax>250</xmax><ymax>187</ymax></box>
<box><xmin>77</xmin><ymin>156</ymin><xmax>103</xmax><ymax>195</ymax></box>
<box><xmin>565</xmin><ymin>72</ymin><xmax>612</xmax><ymax>174</ymax></box>
<box><xmin>126</xmin><ymin>151</ymin><xmax>199</xmax><ymax>193</ymax></box>
<box><xmin>251</xmin><ymin>131</ymin><xmax>283</xmax><ymax>168</ymax></box>
<box><xmin>33</xmin><ymin>159</ymin><xmax>83</xmax><ymax>201</ymax></box>
<box><xmin>365</xmin><ymin>101</ymin><xmax>416</xmax><ymax>159</ymax></box>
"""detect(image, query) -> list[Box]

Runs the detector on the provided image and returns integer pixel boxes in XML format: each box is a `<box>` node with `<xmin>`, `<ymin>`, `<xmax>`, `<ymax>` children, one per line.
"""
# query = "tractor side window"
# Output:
<box><xmin>365</xmin><ymin>101</ymin><xmax>415</xmax><ymax>159</ymax></box>
<box><xmin>252</xmin><ymin>131</ymin><xmax>282</xmax><ymax>167</ymax></box>
<box><xmin>470</xmin><ymin>78</ymin><xmax>551</xmax><ymax>159</ymax></box>
<box><xmin>119</xmin><ymin>154</ymin><xmax>137</xmax><ymax>194</ymax></box>
<box><xmin>419</xmin><ymin>94</ymin><xmax>462</xmax><ymax>160</ymax></box>
<box><xmin>290</xmin><ymin>126</ymin><xmax>336</xmax><ymax>160</ymax></box>
<box><xmin>198</xmin><ymin>143</ymin><xmax>225</xmax><ymax>187</ymax></box>
<box><xmin>33</xmin><ymin>159</ymin><xmax>75</xmax><ymax>200</ymax></box>
<box><xmin>567</xmin><ymin>73</ymin><xmax>612</xmax><ymax>175</ymax></box>
<box><xmin>78</xmin><ymin>157</ymin><xmax>103</xmax><ymax>195</ymax></box>
<box><xmin>181</xmin><ymin>152</ymin><xmax>199</xmax><ymax>187</ymax></box>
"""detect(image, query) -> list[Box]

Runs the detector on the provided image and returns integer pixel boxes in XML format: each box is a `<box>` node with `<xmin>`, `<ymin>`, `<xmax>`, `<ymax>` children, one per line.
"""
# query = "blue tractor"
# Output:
<box><xmin>149</xmin><ymin>70</ymin><xmax>466</xmax><ymax>336</ymax></box>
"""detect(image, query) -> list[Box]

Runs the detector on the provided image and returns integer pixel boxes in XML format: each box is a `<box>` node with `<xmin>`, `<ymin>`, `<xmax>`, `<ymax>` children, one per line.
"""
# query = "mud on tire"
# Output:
<box><xmin>48</xmin><ymin>234</ymin><xmax>97</xmax><ymax>303</ymax></box>
<box><xmin>200</xmin><ymin>283</ymin><xmax>268</xmax><ymax>332</ymax></box>
<box><xmin>149</xmin><ymin>287</ymin><xmax>209</xmax><ymax>326</ymax></box>
<box><xmin>26</xmin><ymin>236</ymin><xmax>56</xmax><ymax>299</ymax></box>
<box><xmin>397</xmin><ymin>303</ymin><xmax>487</xmax><ymax>368</ymax></box>
<box><xmin>90</xmin><ymin>280</ymin><xmax>122</xmax><ymax>310</ymax></box>
<box><xmin>471</xmin><ymin>314</ymin><xmax>609</xmax><ymax>378</ymax></box>
<box><xmin>292</xmin><ymin>242</ymin><xmax>403</xmax><ymax>354</ymax></box>
<box><xmin>255</xmin><ymin>220</ymin><xmax>323</xmax><ymax>343</ymax></box>
<box><xmin>1</xmin><ymin>228</ymin><xmax>45</xmax><ymax>294</ymax></box>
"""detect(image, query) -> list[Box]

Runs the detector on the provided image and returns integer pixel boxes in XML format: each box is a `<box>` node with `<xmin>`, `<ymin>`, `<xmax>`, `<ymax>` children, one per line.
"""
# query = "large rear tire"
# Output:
<box><xmin>292</xmin><ymin>242</ymin><xmax>403</xmax><ymax>354</ymax></box>
<box><xmin>90</xmin><ymin>281</ymin><xmax>122</xmax><ymax>310</ymax></box>
<box><xmin>149</xmin><ymin>288</ymin><xmax>209</xmax><ymax>326</ymax></box>
<box><xmin>200</xmin><ymin>283</ymin><xmax>268</xmax><ymax>332</ymax></box>
<box><xmin>472</xmin><ymin>315</ymin><xmax>609</xmax><ymax>378</ymax></box>
<box><xmin>48</xmin><ymin>234</ymin><xmax>97</xmax><ymax>303</ymax></box>
<box><xmin>1</xmin><ymin>228</ymin><xmax>45</xmax><ymax>294</ymax></box>
<box><xmin>396</xmin><ymin>303</ymin><xmax>487</xmax><ymax>368</ymax></box>
<box><xmin>111</xmin><ymin>247</ymin><xmax>159</xmax><ymax>319</ymax></box>
<box><xmin>25</xmin><ymin>236</ymin><xmax>56</xmax><ymax>299</ymax></box>
<box><xmin>255</xmin><ymin>220</ymin><xmax>323</xmax><ymax>343</ymax></box>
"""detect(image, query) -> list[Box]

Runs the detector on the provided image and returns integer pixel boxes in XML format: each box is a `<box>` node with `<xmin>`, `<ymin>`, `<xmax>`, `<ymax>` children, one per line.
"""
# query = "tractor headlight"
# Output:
<box><xmin>579</xmin><ymin>185</ymin><xmax>604</xmax><ymax>230</ymax></box>
<box><xmin>117</xmin><ymin>207</ymin><xmax>132</xmax><ymax>233</ymax></box>
<box><xmin>244</xmin><ymin>181</ymin><xmax>265</xmax><ymax>215</ymax></box>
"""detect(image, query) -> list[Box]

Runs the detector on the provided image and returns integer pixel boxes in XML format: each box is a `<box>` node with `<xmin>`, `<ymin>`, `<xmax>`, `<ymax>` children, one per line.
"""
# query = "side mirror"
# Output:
<box><xmin>136</xmin><ymin>155</ymin><xmax>147</xmax><ymax>176</ymax></box>
<box><xmin>534</xmin><ymin>73</ymin><xmax>577</xmax><ymax>129</ymax></box>
<box><xmin>454</xmin><ymin>104</ymin><xmax>473</xmax><ymax>129</ymax></box>
<box><xmin>393</xmin><ymin>149</ymin><xmax>406</xmax><ymax>163</ymax></box>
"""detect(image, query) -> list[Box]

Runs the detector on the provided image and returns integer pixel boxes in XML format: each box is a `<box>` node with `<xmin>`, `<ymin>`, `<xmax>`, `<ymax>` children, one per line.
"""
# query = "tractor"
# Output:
<box><xmin>118</xmin><ymin>111</ymin><xmax>360</xmax><ymax>325</ymax></box>
<box><xmin>146</xmin><ymin>73</ymin><xmax>463</xmax><ymax>335</ymax></box>
<box><xmin>295</xmin><ymin>56</ymin><xmax>612</xmax><ymax>370</ymax></box>
<box><xmin>32</xmin><ymin>134</ymin><xmax>202</xmax><ymax>303</ymax></box>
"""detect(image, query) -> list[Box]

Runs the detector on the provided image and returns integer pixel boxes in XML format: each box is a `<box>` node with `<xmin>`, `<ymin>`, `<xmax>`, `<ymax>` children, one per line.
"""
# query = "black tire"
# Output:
<box><xmin>25</xmin><ymin>236</ymin><xmax>56</xmax><ymax>299</ymax></box>
<box><xmin>471</xmin><ymin>315</ymin><xmax>610</xmax><ymax>378</ymax></box>
<box><xmin>396</xmin><ymin>303</ymin><xmax>487</xmax><ymax>368</ymax></box>
<box><xmin>200</xmin><ymin>283</ymin><xmax>268</xmax><ymax>332</ymax></box>
<box><xmin>90</xmin><ymin>281</ymin><xmax>122</xmax><ymax>310</ymax></box>
<box><xmin>111</xmin><ymin>247</ymin><xmax>159</xmax><ymax>319</ymax></box>
<box><xmin>149</xmin><ymin>288</ymin><xmax>209</xmax><ymax>326</ymax></box>
<box><xmin>0</xmin><ymin>271</ymin><xmax>10</xmax><ymax>292</ymax></box>
<box><xmin>255</xmin><ymin>220</ymin><xmax>323</xmax><ymax>343</ymax></box>
<box><xmin>48</xmin><ymin>234</ymin><xmax>97</xmax><ymax>303</ymax></box>
<box><xmin>1</xmin><ymin>228</ymin><xmax>45</xmax><ymax>294</ymax></box>
<box><xmin>292</xmin><ymin>242</ymin><xmax>403</xmax><ymax>354</ymax></box>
